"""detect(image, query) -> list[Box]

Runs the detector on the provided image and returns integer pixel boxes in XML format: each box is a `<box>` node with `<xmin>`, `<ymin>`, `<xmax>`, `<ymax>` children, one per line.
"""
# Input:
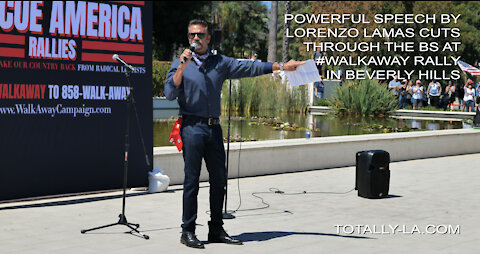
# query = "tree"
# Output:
<box><xmin>309</xmin><ymin>1</ymin><xmax>386</xmax><ymax>59</ymax></box>
<box><xmin>307</xmin><ymin>1</ymin><xmax>472</xmax><ymax>83</ymax></box>
<box><xmin>219</xmin><ymin>2</ymin><xmax>268</xmax><ymax>59</ymax></box>
<box><xmin>268</xmin><ymin>1</ymin><xmax>278</xmax><ymax>62</ymax></box>
<box><xmin>452</xmin><ymin>1</ymin><xmax>480</xmax><ymax>66</ymax></box>
<box><xmin>277</xmin><ymin>1</ymin><xmax>312</xmax><ymax>61</ymax></box>
<box><xmin>152</xmin><ymin>1</ymin><xmax>211</xmax><ymax>60</ymax></box>
<box><xmin>282</xmin><ymin>1</ymin><xmax>291</xmax><ymax>63</ymax></box>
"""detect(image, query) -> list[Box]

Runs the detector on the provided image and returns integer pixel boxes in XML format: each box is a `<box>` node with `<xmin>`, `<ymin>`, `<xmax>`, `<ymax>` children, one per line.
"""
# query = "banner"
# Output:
<box><xmin>0</xmin><ymin>1</ymin><xmax>153</xmax><ymax>201</ymax></box>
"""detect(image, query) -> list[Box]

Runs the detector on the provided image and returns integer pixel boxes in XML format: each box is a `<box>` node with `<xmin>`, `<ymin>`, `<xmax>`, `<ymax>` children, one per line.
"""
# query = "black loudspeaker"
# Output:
<box><xmin>355</xmin><ymin>150</ymin><xmax>390</xmax><ymax>199</ymax></box>
<box><xmin>473</xmin><ymin>110</ymin><xmax>480</xmax><ymax>128</ymax></box>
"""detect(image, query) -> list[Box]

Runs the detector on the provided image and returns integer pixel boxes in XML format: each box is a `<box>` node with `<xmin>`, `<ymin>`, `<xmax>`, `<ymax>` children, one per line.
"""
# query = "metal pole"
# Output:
<box><xmin>223</xmin><ymin>79</ymin><xmax>235</xmax><ymax>219</ymax></box>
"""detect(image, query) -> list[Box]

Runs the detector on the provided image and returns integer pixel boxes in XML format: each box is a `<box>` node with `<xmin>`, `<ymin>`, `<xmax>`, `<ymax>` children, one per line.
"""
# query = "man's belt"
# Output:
<box><xmin>183</xmin><ymin>115</ymin><xmax>220</xmax><ymax>125</ymax></box>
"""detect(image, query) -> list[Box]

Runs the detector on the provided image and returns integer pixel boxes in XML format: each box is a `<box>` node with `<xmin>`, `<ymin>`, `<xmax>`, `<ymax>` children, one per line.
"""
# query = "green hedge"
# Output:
<box><xmin>153</xmin><ymin>61</ymin><xmax>172</xmax><ymax>97</ymax></box>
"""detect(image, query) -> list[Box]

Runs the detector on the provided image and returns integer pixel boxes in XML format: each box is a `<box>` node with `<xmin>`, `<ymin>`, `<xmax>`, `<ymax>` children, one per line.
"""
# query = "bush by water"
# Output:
<box><xmin>332</xmin><ymin>79</ymin><xmax>397</xmax><ymax>116</ymax></box>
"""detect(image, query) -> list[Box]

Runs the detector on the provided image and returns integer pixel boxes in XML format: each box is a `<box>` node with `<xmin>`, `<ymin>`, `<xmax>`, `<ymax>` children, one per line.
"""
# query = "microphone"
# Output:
<box><xmin>112</xmin><ymin>54</ymin><xmax>135</xmax><ymax>72</ymax></box>
<box><xmin>181</xmin><ymin>42</ymin><xmax>198</xmax><ymax>64</ymax></box>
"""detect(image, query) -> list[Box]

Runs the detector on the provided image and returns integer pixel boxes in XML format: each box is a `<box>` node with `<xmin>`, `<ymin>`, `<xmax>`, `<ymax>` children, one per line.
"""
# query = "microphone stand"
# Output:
<box><xmin>223</xmin><ymin>79</ymin><xmax>235</xmax><ymax>219</ymax></box>
<box><xmin>81</xmin><ymin>68</ymin><xmax>150</xmax><ymax>239</ymax></box>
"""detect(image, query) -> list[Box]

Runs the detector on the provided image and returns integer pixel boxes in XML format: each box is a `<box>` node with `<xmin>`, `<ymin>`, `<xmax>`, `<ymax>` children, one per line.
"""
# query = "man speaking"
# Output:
<box><xmin>164</xmin><ymin>19</ymin><xmax>304</xmax><ymax>249</ymax></box>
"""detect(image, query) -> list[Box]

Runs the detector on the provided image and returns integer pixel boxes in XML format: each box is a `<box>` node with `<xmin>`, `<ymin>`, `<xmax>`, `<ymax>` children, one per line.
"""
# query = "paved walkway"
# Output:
<box><xmin>1</xmin><ymin>153</ymin><xmax>479</xmax><ymax>254</ymax></box>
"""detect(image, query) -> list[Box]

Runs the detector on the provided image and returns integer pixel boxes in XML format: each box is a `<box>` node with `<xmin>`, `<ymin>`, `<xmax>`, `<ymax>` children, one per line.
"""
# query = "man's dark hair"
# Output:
<box><xmin>188</xmin><ymin>19</ymin><xmax>209</xmax><ymax>33</ymax></box>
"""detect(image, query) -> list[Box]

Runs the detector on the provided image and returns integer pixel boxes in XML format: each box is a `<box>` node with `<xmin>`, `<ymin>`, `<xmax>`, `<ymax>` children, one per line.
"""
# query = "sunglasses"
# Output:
<box><xmin>187</xmin><ymin>32</ymin><xmax>206</xmax><ymax>39</ymax></box>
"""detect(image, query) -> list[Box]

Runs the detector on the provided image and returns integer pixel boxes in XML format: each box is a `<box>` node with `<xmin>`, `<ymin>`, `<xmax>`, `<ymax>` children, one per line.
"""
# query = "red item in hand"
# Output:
<box><xmin>169</xmin><ymin>117</ymin><xmax>183</xmax><ymax>152</ymax></box>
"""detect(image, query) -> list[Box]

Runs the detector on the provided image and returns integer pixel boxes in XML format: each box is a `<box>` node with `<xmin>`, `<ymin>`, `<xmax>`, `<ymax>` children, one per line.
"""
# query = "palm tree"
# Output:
<box><xmin>282</xmin><ymin>1</ymin><xmax>291</xmax><ymax>63</ymax></box>
<box><xmin>267</xmin><ymin>1</ymin><xmax>277</xmax><ymax>63</ymax></box>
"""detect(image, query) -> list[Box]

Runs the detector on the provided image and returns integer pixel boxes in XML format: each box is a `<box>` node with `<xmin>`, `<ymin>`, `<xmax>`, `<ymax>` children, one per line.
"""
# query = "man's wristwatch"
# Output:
<box><xmin>279</xmin><ymin>62</ymin><xmax>284</xmax><ymax>71</ymax></box>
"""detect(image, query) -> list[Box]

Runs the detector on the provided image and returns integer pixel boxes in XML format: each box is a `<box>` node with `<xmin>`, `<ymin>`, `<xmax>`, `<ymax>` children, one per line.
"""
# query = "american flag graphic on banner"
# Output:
<box><xmin>457</xmin><ymin>60</ymin><xmax>480</xmax><ymax>76</ymax></box>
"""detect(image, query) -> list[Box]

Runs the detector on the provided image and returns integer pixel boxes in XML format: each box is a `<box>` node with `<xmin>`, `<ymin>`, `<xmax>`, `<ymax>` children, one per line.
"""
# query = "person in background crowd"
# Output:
<box><xmin>312</xmin><ymin>47</ymin><xmax>325</xmax><ymax>100</ymax></box>
<box><xmin>448</xmin><ymin>81</ymin><xmax>457</xmax><ymax>110</ymax></box>
<box><xmin>312</xmin><ymin>47</ymin><xmax>327</xmax><ymax>77</ymax></box>
<box><xmin>464</xmin><ymin>79</ymin><xmax>476</xmax><ymax>112</ymax></box>
<box><xmin>406</xmin><ymin>80</ymin><xmax>414</xmax><ymax>107</ymax></box>
<box><xmin>427</xmin><ymin>80</ymin><xmax>442</xmax><ymax>108</ymax></box>
<box><xmin>398</xmin><ymin>79</ymin><xmax>408</xmax><ymax>109</ymax></box>
<box><xmin>312</xmin><ymin>47</ymin><xmax>322</xmax><ymax>62</ymax></box>
<box><xmin>475</xmin><ymin>80</ymin><xmax>480</xmax><ymax>108</ymax></box>
<box><xmin>314</xmin><ymin>77</ymin><xmax>325</xmax><ymax>99</ymax></box>
<box><xmin>388</xmin><ymin>75</ymin><xmax>402</xmax><ymax>98</ymax></box>
<box><xmin>442</xmin><ymin>81</ymin><xmax>455</xmax><ymax>111</ymax></box>
<box><xmin>412</xmin><ymin>80</ymin><xmax>424</xmax><ymax>110</ymax></box>
<box><xmin>457</xmin><ymin>81</ymin><xmax>465</xmax><ymax>110</ymax></box>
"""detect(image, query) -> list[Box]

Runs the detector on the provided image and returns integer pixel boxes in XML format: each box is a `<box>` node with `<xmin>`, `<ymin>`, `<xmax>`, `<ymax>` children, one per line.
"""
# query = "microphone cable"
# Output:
<box><xmin>211</xmin><ymin>115</ymin><xmax>356</xmax><ymax>215</ymax></box>
<box><xmin>211</xmin><ymin>80</ymin><xmax>356</xmax><ymax>216</ymax></box>
<box><xmin>228</xmin><ymin>113</ymin><xmax>355</xmax><ymax>214</ymax></box>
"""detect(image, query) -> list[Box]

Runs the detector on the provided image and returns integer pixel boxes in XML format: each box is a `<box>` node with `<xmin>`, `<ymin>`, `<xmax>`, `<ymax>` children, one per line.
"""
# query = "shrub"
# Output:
<box><xmin>314</xmin><ymin>98</ymin><xmax>332</xmax><ymax>106</ymax></box>
<box><xmin>332</xmin><ymin>79</ymin><xmax>397</xmax><ymax>116</ymax></box>
<box><xmin>153</xmin><ymin>61</ymin><xmax>172</xmax><ymax>97</ymax></box>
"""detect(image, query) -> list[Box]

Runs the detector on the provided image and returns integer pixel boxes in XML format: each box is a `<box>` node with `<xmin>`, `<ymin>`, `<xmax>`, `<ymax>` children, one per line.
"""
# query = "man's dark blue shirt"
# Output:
<box><xmin>164</xmin><ymin>54</ymin><xmax>273</xmax><ymax>118</ymax></box>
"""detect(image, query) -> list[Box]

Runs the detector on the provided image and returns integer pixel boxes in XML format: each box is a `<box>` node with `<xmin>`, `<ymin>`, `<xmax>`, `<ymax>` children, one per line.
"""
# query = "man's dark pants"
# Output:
<box><xmin>398</xmin><ymin>94</ymin><xmax>407</xmax><ymax>109</ymax></box>
<box><xmin>180</xmin><ymin>119</ymin><xmax>226</xmax><ymax>233</ymax></box>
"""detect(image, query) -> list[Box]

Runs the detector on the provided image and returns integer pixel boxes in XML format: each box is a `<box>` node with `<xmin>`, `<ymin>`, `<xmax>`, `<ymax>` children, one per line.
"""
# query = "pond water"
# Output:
<box><xmin>153</xmin><ymin>111</ymin><xmax>466</xmax><ymax>147</ymax></box>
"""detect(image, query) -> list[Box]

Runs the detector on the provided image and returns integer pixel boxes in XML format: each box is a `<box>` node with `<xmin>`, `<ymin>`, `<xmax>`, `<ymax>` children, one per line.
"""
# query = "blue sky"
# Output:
<box><xmin>262</xmin><ymin>1</ymin><xmax>271</xmax><ymax>10</ymax></box>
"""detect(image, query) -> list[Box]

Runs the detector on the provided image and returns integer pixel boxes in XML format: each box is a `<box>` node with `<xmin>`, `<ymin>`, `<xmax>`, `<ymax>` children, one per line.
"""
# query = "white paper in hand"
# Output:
<box><xmin>284</xmin><ymin>59</ymin><xmax>322</xmax><ymax>86</ymax></box>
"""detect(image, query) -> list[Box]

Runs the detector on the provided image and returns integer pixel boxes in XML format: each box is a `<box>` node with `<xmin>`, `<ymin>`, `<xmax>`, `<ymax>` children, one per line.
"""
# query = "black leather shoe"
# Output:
<box><xmin>180</xmin><ymin>232</ymin><xmax>205</xmax><ymax>249</ymax></box>
<box><xmin>208</xmin><ymin>228</ymin><xmax>243</xmax><ymax>245</ymax></box>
